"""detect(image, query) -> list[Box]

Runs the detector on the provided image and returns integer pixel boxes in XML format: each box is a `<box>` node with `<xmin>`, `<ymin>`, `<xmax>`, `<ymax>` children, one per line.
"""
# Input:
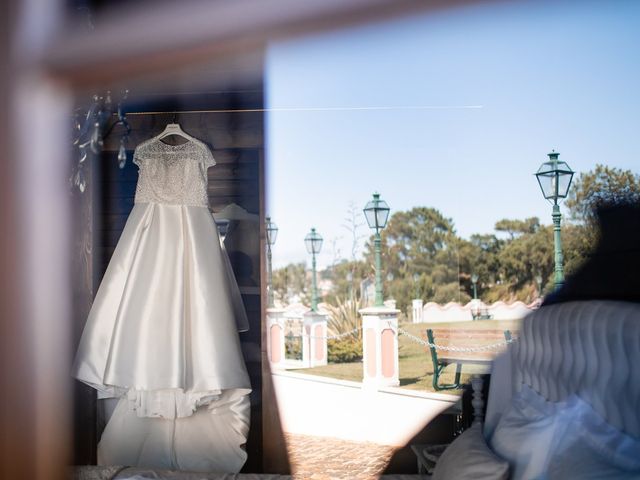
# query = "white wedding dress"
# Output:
<box><xmin>72</xmin><ymin>136</ymin><xmax>251</xmax><ymax>473</ymax></box>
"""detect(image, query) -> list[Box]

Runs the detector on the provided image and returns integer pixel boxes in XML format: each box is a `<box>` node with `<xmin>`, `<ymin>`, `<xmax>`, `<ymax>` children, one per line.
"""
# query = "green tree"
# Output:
<box><xmin>432</xmin><ymin>282</ymin><xmax>470</xmax><ymax>305</ymax></box>
<box><xmin>317</xmin><ymin>165</ymin><xmax>640</xmax><ymax>311</ymax></box>
<box><xmin>496</xmin><ymin>225</ymin><xmax>554</xmax><ymax>301</ymax></box>
<box><xmin>369</xmin><ymin>207</ymin><xmax>456</xmax><ymax>272</ymax></box>
<box><xmin>563</xmin><ymin>165</ymin><xmax>640</xmax><ymax>279</ymax></box>
<box><xmin>494</xmin><ymin>217</ymin><xmax>541</xmax><ymax>239</ymax></box>
<box><xmin>565</xmin><ymin>164</ymin><xmax>640</xmax><ymax>224</ymax></box>
<box><xmin>363</xmin><ymin>207</ymin><xmax>463</xmax><ymax>311</ymax></box>
<box><xmin>323</xmin><ymin>259</ymin><xmax>368</xmax><ymax>304</ymax></box>
<box><xmin>272</xmin><ymin>262</ymin><xmax>309</xmax><ymax>304</ymax></box>
<box><xmin>560</xmin><ymin>223</ymin><xmax>593</xmax><ymax>279</ymax></box>
<box><xmin>457</xmin><ymin>234</ymin><xmax>503</xmax><ymax>300</ymax></box>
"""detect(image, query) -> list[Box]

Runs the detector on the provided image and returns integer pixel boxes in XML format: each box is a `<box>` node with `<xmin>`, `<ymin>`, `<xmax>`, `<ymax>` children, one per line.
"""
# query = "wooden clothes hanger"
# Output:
<box><xmin>156</xmin><ymin>114</ymin><xmax>196</xmax><ymax>143</ymax></box>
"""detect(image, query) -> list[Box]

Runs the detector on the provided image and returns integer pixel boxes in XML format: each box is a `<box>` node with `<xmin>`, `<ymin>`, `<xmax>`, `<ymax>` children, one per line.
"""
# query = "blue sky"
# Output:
<box><xmin>266</xmin><ymin>0</ymin><xmax>640</xmax><ymax>269</ymax></box>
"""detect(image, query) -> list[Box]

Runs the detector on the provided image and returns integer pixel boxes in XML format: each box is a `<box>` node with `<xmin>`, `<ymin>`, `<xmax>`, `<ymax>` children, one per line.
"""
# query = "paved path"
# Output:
<box><xmin>285</xmin><ymin>433</ymin><xmax>396</xmax><ymax>479</ymax></box>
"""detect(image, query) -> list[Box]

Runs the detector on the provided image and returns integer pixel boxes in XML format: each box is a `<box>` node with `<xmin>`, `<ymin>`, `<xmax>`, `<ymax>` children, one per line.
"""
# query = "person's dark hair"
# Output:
<box><xmin>543</xmin><ymin>200</ymin><xmax>640</xmax><ymax>305</ymax></box>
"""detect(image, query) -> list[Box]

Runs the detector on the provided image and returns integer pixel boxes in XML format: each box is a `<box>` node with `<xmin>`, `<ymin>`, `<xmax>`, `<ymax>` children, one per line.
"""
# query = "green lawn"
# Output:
<box><xmin>293</xmin><ymin>319</ymin><xmax>521</xmax><ymax>394</ymax></box>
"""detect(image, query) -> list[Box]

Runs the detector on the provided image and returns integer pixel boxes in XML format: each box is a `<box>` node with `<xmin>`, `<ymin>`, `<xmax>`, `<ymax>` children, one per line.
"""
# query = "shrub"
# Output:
<box><xmin>328</xmin><ymin>336</ymin><xmax>363</xmax><ymax>363</ymax></box>
<box><xmin>285</xmin><ymin>335</ymin><xmax>302</xmax><ymax>360</ymax></box>
<box><xmin>324</xmin><ymin>296</ymin><xmax>361</xmax><ymax>338</ymax></box>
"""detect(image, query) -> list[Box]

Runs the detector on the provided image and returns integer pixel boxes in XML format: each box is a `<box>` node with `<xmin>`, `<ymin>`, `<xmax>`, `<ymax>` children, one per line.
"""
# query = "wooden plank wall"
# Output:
<box><xmin>71</xmin><ymin>146</ymin><xmax>99</xmax><ymax>465</ymax></box>
<box><xmin>73</xmin><ymin>87</ymin><xmax>271</xmax><ymax>472</ymax></box>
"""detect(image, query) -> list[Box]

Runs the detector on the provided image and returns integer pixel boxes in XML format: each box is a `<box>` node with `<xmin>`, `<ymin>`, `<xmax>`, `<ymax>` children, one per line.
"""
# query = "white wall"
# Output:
<box><xmin>272</xmin><ymin>370</ymin><xmax>459</xmax><ymax>446</ymax></box>
<box><xmin>422</xmin><ymin>300</ymin><xmax>539</xmax><ymax>323</ymax></box>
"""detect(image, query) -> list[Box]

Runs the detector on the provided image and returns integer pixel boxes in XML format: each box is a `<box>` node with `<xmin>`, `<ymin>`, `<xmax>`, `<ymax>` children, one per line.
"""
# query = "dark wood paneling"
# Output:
<box><xmin>72</xmin><ymin>147</ymin><xmax>98</xmax><ymax>465</ymax></box>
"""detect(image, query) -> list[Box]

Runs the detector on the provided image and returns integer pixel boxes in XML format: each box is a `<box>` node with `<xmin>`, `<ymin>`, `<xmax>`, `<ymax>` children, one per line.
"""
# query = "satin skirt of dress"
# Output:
<box><xmin>71</xmin><ymin>203</ymin><xmax>251</xmax><ymax>472</ymax></box>
<box><xmin>98</xmin><ymin>390</ymin><xmax>250</xmax><ymax>473</ymax></box>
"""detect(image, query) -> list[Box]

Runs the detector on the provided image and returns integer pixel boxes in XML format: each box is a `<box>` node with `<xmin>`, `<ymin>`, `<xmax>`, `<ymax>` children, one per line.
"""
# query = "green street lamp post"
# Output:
<box><xmin>413</xmin><ymin>273</ymin><xmax>420</xmax><ymax>299</ymax></box>
<box><xmin>363</xmin><ymin>193</ymin><xmax>390</xmax><ymax>307</ymax></box>
<box><xmin>535</xmin><ymin>151</ymin><xmax>574</xmax><ymax>289</ymax></box>
<box><xmin>265</xmin><ymin>217</ymin><xmax>278</xmax><ymax>307</ymax></box>
<box><xmin>304</xmin><ymin>228</ymin><xmax>323</xmax><ymax>311</ymax></box>
<box><xmin>471</xmin><ymin>273</ymin><xmax>479</xmax><ymax>300</ymax></box>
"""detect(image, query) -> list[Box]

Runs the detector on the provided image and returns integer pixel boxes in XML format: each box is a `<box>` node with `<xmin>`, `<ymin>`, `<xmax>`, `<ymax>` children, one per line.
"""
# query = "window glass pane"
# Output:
<box><xmin>265</xmin><ymin>1</ymin><xmax>640</xmax><ymax>475</ymax></box>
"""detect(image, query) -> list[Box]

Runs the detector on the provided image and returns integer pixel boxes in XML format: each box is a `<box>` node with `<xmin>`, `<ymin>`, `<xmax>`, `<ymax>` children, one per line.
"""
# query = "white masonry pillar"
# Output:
<box><xmin>302</xmin><ymin>310</ymin><xmax>328</xmax><ymax>368</ymax></box>
<box><xmin>360</xmin><ymin>305</ymin><xmax>400</xmax><ymax>388</ymax></box>
<box><xmin>412</xmin><ymin>299</ymin><xmax>424</xmax><ymax>324</ymax></box>
<box><xmin>266</xmin><ymin>307</ymin><xmax>286</xmax><ymax>369</ymax></box>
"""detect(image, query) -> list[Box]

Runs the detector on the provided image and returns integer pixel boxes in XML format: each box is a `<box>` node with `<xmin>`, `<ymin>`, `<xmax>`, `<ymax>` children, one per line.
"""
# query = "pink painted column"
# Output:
<box><xmin>266</xmin><ymin>307</ymin><xmax>286</xmax><ymax>369</ymax></box>
<box><xmin>302</xmin><ymin>310</ymin><xmax>328</xmax><ymax>368</ymax></box>
<box><xmin>360</xmin><ymin>306</ymin><xmax>400</xmax><ymax>388</ymax></box>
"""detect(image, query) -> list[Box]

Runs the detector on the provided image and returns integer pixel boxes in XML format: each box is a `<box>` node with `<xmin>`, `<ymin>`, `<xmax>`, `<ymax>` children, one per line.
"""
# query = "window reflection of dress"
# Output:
<box><xmin>214</xmin><ymin>204</ymin><xmax>260</xmax><ymax>288</ymax></box>
<box><xmin>72</xmin><ymin>136</ymin><xmax>251</xmax><ymax>472</ymax></box>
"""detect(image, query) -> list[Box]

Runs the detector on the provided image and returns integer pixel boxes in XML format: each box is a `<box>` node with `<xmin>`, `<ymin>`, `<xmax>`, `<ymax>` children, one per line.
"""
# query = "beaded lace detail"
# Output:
<box><xmin>133</xmin><ymin>137</ymin><xmax>215</xmax><ymax>206</ymax></box>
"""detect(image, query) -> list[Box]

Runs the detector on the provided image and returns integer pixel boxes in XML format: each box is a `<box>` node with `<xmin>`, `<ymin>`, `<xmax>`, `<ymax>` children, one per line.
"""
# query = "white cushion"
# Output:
<box><xmin>483</xmin><ymin>351</ymin><xmax>512</xmax><ymax>441</ymax></box>
<box><xmin>432</xmin><ymin>423</ymin><xmax>509</xmax><ymax>480</ymax></box>
<box><xmin>489</xmin><ymin>385</ymin><xmax>573</xmax><ymax>480</ymax></box>
<box><xmin>490</xmin><ymin>384</ymin><xmax>640</xmax><ymax>480</ymax></box>
<box><xmin>510</xmin><ymin>301</ymin><xmax>640</xmax><ymax>438</ymax></box>
<box><xmin>546</xmin><ymin>395</ymin><xmax>640</xmax><ymax>479</ymax></box>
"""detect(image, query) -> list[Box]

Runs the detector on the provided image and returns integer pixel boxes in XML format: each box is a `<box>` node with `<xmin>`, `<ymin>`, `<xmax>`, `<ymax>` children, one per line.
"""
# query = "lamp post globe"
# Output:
<box><xmin>363</xmin><ymin>192</ymin><xmax>390</xmax><ymax>307</ymax></box>
<box><xmin>304</xmin><ymin>228</ymin><xmax>323</xmax><ymax>311</ymax></box>
<box><xmin>266</xmin><ymin>217</ymin><xmax>278</xmax><ymax>245</ymax></box>
<box><xmin>265</xmin><ymin>217</ymin><xmax>278</xmax><ymax>307</ymax></box>
<box><xmin>535</xmin><ymin>151</ymin><xmax>574</xmax><ymax>289</ymax></box>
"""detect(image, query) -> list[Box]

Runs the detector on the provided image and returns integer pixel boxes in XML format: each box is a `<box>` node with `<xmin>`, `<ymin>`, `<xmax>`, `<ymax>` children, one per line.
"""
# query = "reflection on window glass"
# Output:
<box><xmin>265</xmin><ymin>0</ymin><xmax>640</xmax><ymax>476</ymax></box>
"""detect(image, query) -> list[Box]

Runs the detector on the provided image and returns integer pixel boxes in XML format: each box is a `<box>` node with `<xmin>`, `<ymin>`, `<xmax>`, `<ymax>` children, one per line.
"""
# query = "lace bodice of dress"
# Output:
<box><xmin>133</xmin><ymin>137</ymin><xmax>215</xmax><ymax>206</ymax></box>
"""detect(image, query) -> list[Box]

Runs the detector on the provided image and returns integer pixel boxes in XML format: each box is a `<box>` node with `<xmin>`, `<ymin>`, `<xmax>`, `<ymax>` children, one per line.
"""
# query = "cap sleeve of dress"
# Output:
<box><xmin>133</xmin><ymin>144</ymin><xmax>146</xmax><ymax>168</ymax></box>
<box><xmin>201</xmin><ymin>143</ymin><xmax>216</xmax><ymax>168</ymax></box>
